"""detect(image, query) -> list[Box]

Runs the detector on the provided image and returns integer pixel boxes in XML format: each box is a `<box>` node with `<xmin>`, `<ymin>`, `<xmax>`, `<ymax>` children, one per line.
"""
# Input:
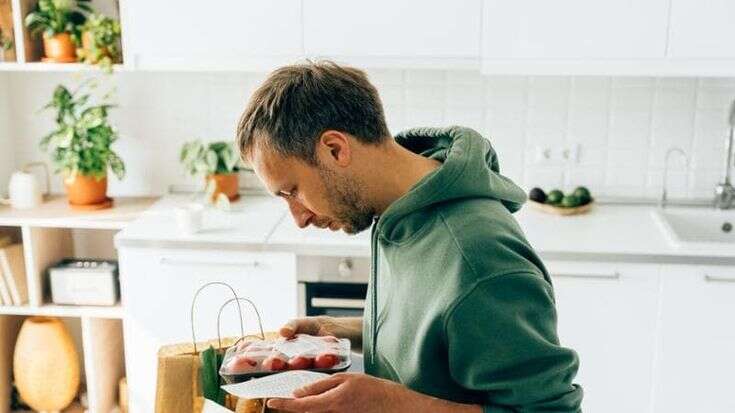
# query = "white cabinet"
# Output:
<box><xmin>654</xmin><ymin>265</ymin><xmax>735</xmax><ymax>413</ymax></box>
<box><xmin>547</xmin><ymin>261</ymin><xmax>661</xmax><ymax>413</ymax></box>
<box><xmin>482</xmin><ymin>0</ymin><xmax>669</xmax><ymax>59</ymax></box>
<box><xmin>667</xmin><ymin>0</ymin><xmax>735</xmax><ymax>58</ymax></box>
<box><xmin>303</xmin><ymin>0</ymin><xmax>481</xmax><ymax>65</ymax></box>
<box><xmin>121</xmin><ymin>0</ymin><xmax>303</xmax><ymax>69</ymax></box>
<box><xmin>119</xmin><ymin>247</ymin><xmax>297</xmax><ymax>413</ymax></box>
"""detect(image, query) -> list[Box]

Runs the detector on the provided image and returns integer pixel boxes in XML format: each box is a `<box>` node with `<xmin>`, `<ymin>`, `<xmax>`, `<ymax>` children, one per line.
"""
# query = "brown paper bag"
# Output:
<box><xmin>155</xmin><ymin>341</ymin><xmax>203</xmax><ymax>413</ymax></box>
<box><xmin>156</xmin><ymin>335</ymin><xmax>285</xmax><ymax>413</ymax></box>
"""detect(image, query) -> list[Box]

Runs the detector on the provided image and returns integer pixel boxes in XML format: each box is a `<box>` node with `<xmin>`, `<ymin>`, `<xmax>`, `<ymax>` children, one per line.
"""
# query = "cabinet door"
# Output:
<box><xmin>547</xmin><ymin>261</ymin><xmax>660</xmax><ymax>413</ymax></box>
<box><xmin>654</xmin><ymin>265</ymin><xmax>735</xmax><ymax>413</ymax></box>
<box><xmin>121</xmin><ymin>0</ymin><xmax>302</xmax><ymax>68</ymax></box>
<box><xmin>119</xmin><ymin>247</ymin><xmax>297</xmax><ymax>413</ymax></box>
<box><xmin>303</xmin><ymin>0</ymin><xmax>481</xmax><ymax>58</ymax></box>
<box><xmin>483</xmin><ymin>0</ymin><xmax>669</xmax><ymax>59</ymax></box>
<box><xmin>668</xmin><ymin>0</ymin><xmax>735</xmax><ymax>58</ymax></box>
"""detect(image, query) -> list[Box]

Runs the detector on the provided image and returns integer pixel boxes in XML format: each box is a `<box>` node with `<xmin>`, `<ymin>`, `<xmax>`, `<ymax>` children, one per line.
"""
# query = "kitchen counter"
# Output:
<box><xmin>115</xmin><ymin>195</ymin><xmax>735</xmax><ymax>263</ymax></box>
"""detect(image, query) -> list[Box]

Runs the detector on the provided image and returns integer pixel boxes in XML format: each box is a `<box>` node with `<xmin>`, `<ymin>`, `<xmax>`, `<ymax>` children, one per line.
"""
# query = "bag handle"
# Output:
<box><xmin>216</xmin><ymin>297</ymin><xmax>266</xmax><ymax>349</ymax></box>
<box><xmin>190</xmin><ymin>281</ymin><xmax>244</xmax><ymax>354</ymax></box>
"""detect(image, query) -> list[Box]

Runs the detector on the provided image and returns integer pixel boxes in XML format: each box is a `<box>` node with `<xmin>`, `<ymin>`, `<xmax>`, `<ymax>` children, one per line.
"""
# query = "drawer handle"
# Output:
<box><xmin>704</xmin><ymin>274</ymin><xmax>735</xmax><ymax>283</ymax></box>
<box><xmin>311</xmin><ymin>298</ymin><xmax>366</xmax><ymax>309</ymax></box>
<box><xmin>160</xmin><ymin>257</ymin><xmax>260</xmax><ymax>268</ymax></box>
<box><xmin>551</xmin><ymin>272</ymin><xmax>620</xmax><ymax>280</ymax></box>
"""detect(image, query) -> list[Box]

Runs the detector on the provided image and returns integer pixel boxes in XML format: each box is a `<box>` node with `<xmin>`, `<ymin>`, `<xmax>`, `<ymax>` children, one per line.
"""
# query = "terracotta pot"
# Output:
<box><xmin>206</xmin><ymin>173</ymin><xmax>240</xmax><ymax>202</ymax></box>
<box><xmin>64</xmin><ymin>174</ymin><xmax>108</xmax><ymax>206</ymax></box>
<box><xmin>13</xmin><ymin>317</ymin><xmax>80</xmax><ymax>412</ymax></box>
<box><xmin>42</xmin><ymin>32</ymin><xmax>77</xmax><ymax>63</ymax></box>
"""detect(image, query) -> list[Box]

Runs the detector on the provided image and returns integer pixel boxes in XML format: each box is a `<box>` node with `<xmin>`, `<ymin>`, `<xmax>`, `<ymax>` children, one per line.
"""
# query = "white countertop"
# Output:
<box><xmin>115</xmin><ymin>195</ymin><xmax>735</xmax><ymax>263</ymax></box>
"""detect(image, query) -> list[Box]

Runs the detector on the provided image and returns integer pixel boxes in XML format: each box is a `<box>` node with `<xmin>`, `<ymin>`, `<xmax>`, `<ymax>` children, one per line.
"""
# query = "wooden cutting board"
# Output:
<box><xmin>527</xmin><ymin>200</ymin><xmax>594</xmax><ymax>216</ymax></box>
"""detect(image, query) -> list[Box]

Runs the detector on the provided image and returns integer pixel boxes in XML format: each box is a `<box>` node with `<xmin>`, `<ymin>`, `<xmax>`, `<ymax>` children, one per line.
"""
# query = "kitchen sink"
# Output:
<box><xmin>654</xmin><ymin>208</ymin><xmax>735</xmax><ymax>246</ymax></box>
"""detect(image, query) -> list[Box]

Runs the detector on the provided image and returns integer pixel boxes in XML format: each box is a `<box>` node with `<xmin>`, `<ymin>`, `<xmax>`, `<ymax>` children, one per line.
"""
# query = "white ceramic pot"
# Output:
<box><xmin>1</xmin><ymin>162</ymin><xmax>49</xmax><ymax>209</ymax></box>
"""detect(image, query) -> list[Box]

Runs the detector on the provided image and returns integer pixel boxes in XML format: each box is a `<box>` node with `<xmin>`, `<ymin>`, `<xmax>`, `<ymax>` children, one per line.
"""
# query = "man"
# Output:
<box><xmin>236</xmin><ymin>61</ymin><xmax>583</xmax><ymax>412</ymax></box>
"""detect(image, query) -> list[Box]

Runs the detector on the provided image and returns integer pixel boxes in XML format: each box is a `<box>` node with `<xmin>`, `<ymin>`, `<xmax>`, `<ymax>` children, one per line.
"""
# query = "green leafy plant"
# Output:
<box><xmin>25</xmin><ymin>0</ymin><xmax>91</xmax><ymax>43</ymax></box>
<box><xmin>180</xmin><ymin>140</ymin><xmax>244</xmax><ymax>177</ymax></box>
<box><xmin>77</xmin><ymin>14</ymin><xmax>121</xmax><ymax>70</ymax></box>
<box><xmin>0</xmin><ymin>27</ymin><xmax>13</xmax><ymax>52</ymax></box>
<box><xmin>39</xmin><ymin>81</ymin><xmax>125</xmax><ymax>181</ymax></box>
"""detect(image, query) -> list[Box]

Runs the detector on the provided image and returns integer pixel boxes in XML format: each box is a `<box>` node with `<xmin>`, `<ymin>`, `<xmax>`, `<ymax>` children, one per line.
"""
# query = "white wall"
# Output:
<box><xmin>0</xmin><ymin>73</ymin><xmax>13</xmax><ymax>197</ymax></box>
<box><xmin>5</xmin><ymin>70</ymin><xmax>735</xmax><ymax>199</ymax></box>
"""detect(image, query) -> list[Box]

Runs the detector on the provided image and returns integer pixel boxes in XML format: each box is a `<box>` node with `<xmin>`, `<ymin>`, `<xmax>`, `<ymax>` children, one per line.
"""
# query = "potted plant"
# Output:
<box><xmin>25</xmin><ymin>0</ymin><xmax>91</xmax><ymax>63</ymax></box>
<box><xmin>0</xmin><ymin>27</ymin><xmax>13</xmax><ymax>62</ymax></box>
<box><xmin>180</xmin><ymin>140</ymin><xmax>244</xmax><ymax>202</ymax></box>
<box><xmin>40</xmin><ymin>82</ymin><xmax>125</xmax><ymax>209</ymax></box>
<box><xmin>76</xmin><ymin>14</ymin><xmax>121</xmax><ymax>71</ymax></box>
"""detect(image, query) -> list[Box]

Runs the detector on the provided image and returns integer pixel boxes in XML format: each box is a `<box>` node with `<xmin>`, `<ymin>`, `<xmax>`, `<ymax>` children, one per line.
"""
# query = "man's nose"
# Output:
<box><xmin>287</xmin><ymin>199</ymin><xmax>314</xmax><ymax>228</ymax></box>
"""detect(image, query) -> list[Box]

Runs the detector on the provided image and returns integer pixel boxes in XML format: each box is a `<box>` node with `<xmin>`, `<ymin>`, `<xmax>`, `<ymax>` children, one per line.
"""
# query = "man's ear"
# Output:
<box><xmin>318</xmin><ymin>130</ymin><xmax>352</xmax><ymax>167</ymax></box>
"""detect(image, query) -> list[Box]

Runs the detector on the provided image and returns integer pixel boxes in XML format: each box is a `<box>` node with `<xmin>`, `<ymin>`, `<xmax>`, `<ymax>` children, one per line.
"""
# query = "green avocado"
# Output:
<box><xmin>547</xmin><ymin>189</ymin><xmax>564</xmax><ymax>205</ymax></box>
<box><xmin>561</xmin><ymin>194</ymin><xmax>581</xmax><ymax>208</ymax></box>
<box><xmin>573</xmin><ymin>186</ymin><xmax>592</xmax><ymax>204</ymax></box>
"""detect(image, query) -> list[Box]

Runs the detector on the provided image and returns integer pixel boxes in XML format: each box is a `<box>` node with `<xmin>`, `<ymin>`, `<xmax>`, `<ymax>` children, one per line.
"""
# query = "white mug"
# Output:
<box><xmin>175</xmin><ymin>203</ymin><xmax>205</xmax><ymax>234</ymax></box>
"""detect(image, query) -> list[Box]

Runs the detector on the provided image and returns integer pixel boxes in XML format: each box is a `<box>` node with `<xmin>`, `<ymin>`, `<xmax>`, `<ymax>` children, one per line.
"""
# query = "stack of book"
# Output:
<box><xmin>0</xmin><ymin>235</ymin><xmax>28</xmax><ymax>306</ymax></box>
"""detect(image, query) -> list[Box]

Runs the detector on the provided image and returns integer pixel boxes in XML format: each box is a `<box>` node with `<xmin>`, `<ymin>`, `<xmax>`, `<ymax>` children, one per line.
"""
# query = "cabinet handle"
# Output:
<box><xmin>704</xmin><ymin>274</ymin><xmax>735</xmax><ymax>283</ymax></box>
<box><xmin>551</xmin><ymin>272</ymin><xmax>620</xmax><ymax>280</ymax></box>
<box><xmin>311</xmin><ymin>298</ymin><xmax>366</xmax><ymax>309</ymax></box>
<box><xmin>160</xmin><ymin>257</ymin><xmax>260</xmax><ymax>268</ymax></box>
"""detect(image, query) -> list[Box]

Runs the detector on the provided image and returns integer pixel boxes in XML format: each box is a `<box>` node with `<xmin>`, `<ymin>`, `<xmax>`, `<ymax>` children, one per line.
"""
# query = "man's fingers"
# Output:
<box><xmin>279</xmin><ymin>317</ymin><xmax>322</xmax><ymax>338</ymax></box>
<box><xmin>267</xmin><ymin>393</ymin><xmax>335</xmax><ymax>412</ymax></box>
<box><xmin>278</xmin><ymin>319</ymin><xmax>300</xmax><ymax>338</ymax></box>
<box><xmin>293</xmin><ymin>376</ymin><xmax>344</xmax><ymax>398</ymax></box>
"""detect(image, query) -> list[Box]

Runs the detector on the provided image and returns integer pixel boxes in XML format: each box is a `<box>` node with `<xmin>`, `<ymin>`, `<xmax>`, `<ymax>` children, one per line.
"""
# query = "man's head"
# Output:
<box><xmin>237</xmin><ymin>61</ymin><xmax>390</xmax><ymax>234</ymax></box>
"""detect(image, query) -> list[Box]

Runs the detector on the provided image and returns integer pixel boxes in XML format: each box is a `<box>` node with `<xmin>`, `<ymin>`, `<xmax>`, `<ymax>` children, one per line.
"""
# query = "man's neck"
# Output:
<box><xmin>367</xmin><ymin>140</ymin><xmax>441</xmax><ymax>215</ymax></box>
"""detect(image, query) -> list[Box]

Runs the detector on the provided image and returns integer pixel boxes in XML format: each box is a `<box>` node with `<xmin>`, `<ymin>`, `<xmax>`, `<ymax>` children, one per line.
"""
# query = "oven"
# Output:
<box><xmin>297</xmin><ymin>256</ymin><xmax>370</xmax><ymax>317</ymax></box>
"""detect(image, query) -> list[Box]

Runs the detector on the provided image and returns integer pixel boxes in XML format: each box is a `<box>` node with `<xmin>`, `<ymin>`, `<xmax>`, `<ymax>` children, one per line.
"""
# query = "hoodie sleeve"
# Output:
<box><xmin>444</xmin><ymin>271</ymin><xmax>583</xmax><ymax>412</ymax></box>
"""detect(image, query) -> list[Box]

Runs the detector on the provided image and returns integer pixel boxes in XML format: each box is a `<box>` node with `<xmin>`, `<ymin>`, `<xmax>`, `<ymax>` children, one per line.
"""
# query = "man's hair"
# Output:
<box><xmin>236</xmin><ymin>61</ymin><xmax>390</xmax><ymax>164</ymax></box>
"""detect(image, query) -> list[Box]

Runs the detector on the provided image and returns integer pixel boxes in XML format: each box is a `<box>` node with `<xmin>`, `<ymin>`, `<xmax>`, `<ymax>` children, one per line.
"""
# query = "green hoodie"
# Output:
<box><xmin>363</xmin><ymin>126</ymin><xmax>583</xmax><ymax>412</ymax></box>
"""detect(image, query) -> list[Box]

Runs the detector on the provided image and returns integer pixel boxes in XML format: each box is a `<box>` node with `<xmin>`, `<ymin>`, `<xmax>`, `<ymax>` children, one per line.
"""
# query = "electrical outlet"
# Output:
<box><xmin>532</xmin><ymin>144</ymin><xmax>581</xmax><ymax>165</ymax></box>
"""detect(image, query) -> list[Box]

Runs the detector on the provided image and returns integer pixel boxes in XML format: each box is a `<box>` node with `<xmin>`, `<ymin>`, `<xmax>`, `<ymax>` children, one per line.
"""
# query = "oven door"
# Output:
<box><xmin>299</xmin><ymin>282</ymin><xmax>367</xmax><ymax>317</ymax></box>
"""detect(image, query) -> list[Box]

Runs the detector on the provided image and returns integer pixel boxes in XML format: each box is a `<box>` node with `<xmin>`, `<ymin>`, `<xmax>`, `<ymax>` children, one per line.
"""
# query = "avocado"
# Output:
<box><xmin>547</xmin><ymin>189</ymin><xmax>564</xmax><ymax>205</ymax></box>
<box><xmin>561</xmin><ymin>194</ymin><xmax>581</xmax><ymax>208</ymax></box>
<box><xmin>529</xmin><ymin>187</ymin><xmax>547</xmax><ymax>203</ymax></box>
<box><xmin>573</xmin><ymin>186</ymin><xmax>592</xmax><ymax>205</ymax></box>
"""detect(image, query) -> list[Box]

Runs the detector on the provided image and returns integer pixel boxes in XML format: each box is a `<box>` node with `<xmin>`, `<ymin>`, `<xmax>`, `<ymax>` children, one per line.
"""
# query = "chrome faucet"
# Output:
<box><xmin>661</xmin><ymin>147</ymin><xmax>688</xmax><ymax>208</ymax></box>
<box><xmin>714</xmin><ymin>99</ymin><xmax>735</xmax><ymax>209</ymax></box>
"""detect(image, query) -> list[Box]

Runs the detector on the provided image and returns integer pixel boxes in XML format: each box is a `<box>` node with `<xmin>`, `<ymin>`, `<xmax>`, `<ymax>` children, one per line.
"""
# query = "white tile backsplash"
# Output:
<box><xmin>1</xmin><ymin>69</ymin><xmax>733</xmax><ymax>199</ymax></box>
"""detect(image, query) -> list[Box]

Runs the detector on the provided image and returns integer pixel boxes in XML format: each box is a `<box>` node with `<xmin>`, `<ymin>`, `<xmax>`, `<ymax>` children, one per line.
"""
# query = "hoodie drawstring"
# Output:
<box><xmin>370</xmin><ymin>216</ymin><xmax>379</xmax><ymax>365</ymax></box>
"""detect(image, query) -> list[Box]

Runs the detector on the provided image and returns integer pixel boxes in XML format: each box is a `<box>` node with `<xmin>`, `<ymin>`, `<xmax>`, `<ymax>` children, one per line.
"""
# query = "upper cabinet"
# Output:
<box><xmin>482</xmin><ymin>0</ymin><xmax>669</xmax><ymax>59</ymax></box>
<box><xmin>302</xmin><ymin>0</ymin><xmax>482</xmax><ymax>68</ymax></box>
<box><xmin>121</xmin><ymin>0</ymin><xmax>303</xmax><ymax>70</ymax></box>
<box><xmin>481</xmin><ymin>0</ymin><xmax>735</xmax><ymax>76</ymax></box>
<box><xmin>667</xmin><ymin>0</ymin><xmax>735</xmax><ymax>59</ymax></box>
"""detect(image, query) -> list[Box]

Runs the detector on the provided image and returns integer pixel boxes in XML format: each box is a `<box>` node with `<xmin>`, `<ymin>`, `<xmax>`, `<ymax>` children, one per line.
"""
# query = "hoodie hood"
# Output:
<box><xmin>378</xmin><ymin>126</ymin><xmax>526</xmax><ymax>240</ymax></box>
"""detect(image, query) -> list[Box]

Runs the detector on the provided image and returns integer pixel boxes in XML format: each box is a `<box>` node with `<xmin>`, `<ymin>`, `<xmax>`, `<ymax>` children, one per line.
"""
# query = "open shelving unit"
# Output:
<box><xmin>0</xmin><ymin>0</ymin><xmax>123</xmax><ymax>71</ymax></box>
<box><xmin>0</xmin><ymin>195</ymin><xmax>156</xmax><ymax>413</ymax></box>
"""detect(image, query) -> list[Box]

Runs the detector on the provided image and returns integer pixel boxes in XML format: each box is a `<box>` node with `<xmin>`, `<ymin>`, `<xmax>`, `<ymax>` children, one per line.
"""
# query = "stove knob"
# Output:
<box><xmin>338</xmin><ymin>258</ymin><xmax>353</xmax><ymax>278</ymax></box>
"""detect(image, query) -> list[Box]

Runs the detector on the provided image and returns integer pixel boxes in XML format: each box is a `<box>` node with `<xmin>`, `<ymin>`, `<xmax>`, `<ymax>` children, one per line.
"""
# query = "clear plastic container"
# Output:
<box><xmin>219</xmin><ymin>334</ymin><xmax>352</xmax><ymax>384</ymax></box>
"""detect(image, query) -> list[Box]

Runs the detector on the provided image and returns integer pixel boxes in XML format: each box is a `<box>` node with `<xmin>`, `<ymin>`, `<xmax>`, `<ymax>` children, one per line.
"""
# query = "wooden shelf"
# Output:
<box><xmin>0</xmin><ymin>195</ymin><xmax>158</xmax><ymax>229</ymax></box>
<box><xmin>0</xmin><ymin>303</ymin><xmax>123</xmax><ymax>319</ymax></box>
<box><xmin>0</xmin><ymin>62</ymin><xmax>128</xmax><ymax>72</ymax></box>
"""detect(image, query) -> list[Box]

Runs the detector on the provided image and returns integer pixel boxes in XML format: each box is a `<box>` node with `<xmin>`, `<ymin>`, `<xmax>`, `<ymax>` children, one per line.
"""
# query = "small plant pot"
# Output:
<box><xmin>206</xmin><ymin>173</ymin><xmax>240</xmax><ymax>202</ymax></box>
<box><xmin>64</xmin><ymin>174</ymin><xmax>110</xmax><ymax>207</ymax></box>
<box><xmin>42</xmin><ymin>33</ymin><xmax>77</xmax><ymax>63</ymax></box>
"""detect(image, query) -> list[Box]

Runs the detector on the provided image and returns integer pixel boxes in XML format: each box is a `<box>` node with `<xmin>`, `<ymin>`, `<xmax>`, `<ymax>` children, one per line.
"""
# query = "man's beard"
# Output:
<box><xmin>317</xmin><ymin>165</ymin><xmax>375</xmax><ymax>234</ymax></box>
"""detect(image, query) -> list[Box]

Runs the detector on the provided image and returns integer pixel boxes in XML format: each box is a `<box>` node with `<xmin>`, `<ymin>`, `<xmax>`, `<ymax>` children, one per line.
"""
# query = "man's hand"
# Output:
<box><xmin>266</xmin><ymin>373</ymin><xmax>482</xmax><ymax>413</ymax></box>
<box><xmin>279</xmin><ymin>316</ymin><xmax>363</xmax><ymax>349</ymax></box>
